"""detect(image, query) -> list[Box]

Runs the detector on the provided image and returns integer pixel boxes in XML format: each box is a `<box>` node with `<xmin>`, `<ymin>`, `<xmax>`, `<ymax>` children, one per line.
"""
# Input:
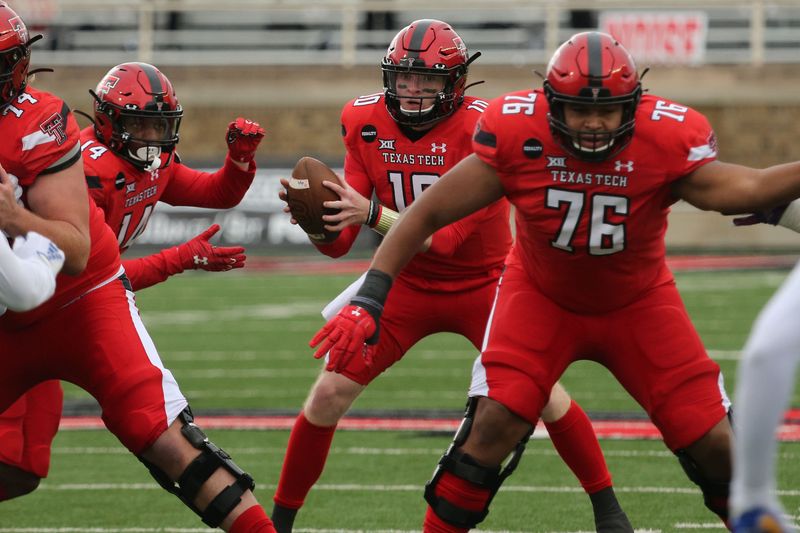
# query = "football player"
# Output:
<box><xmin>310</xmin><ymin>30</ymin><xmax>800</xmax><ymax>531</ymax></box>
<box><xmin>0</xmin><ymin>5</ymin><xmax>274</xmax><ymax>531</ymax></box>
<box><xmin>0</xmin><ymin>59</ymin><xmax>265</xmax><ymax>503</ymax></box>
<box><xmin>728</xmin><ymin>261</ymin><xmax>798</xmax><ymax>532</ymax></box>
<box><xmin>276</xmin><ymin>20</ymin><xmax>630</xmax><ymax>533</ymax></box>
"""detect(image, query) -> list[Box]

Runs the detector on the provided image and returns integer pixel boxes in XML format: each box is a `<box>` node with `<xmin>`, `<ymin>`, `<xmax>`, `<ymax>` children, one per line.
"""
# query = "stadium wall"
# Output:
<box><xmin>35</xmin><ymin>63</ymin><xmax>800</xmax><ymax>251</ymax></box>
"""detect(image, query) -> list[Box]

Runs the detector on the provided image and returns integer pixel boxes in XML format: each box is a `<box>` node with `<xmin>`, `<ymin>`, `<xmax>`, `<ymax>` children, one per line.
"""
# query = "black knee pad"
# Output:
<box><xmin>676</xmin><ymin>449</ymin><xmax>729</xmax><ymax>521</ymax></box>
<box><xmin>139</xmin><ymin>407</ymin><xmax>255</xmax><ymax>528</ymax></box>
<box><xmin>424</xmin><ymin>397</ymin><xmax>532</xmax><ymax>529</ymax></box>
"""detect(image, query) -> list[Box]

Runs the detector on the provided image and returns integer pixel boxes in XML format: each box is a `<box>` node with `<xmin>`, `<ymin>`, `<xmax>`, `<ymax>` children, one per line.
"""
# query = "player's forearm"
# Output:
<box><xmin>163</xmin><ymin>157</ymin><xmax>255</xmax><ymax>209</ymax></box>
<box><xmin>365</xmin><ymin>202</ymin><xmax>433</xmax><ymax>251</ymax></box>
<box><xmin>122</xmin><ymin>248</ymin><xmax>184</xmax><ymax>291</ymax></box>
<box><xmin>370</xmin><ymin>205</ymin><xmax>441</xmax><ymax>278</ymax></box>
<box><xmin>2</xmin><ymin>207</ymin><xmax>88</xmax><ymax>275</ymax></box>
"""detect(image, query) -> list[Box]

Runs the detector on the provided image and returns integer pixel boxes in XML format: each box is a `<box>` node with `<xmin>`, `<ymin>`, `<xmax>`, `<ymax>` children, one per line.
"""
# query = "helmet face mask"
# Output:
<box><xmin>92</xmin><ymin>62</ymin><xmax>183</xmax><ymax>171</ymax></box>
<box><xmin>544</xmin><ymin>31</ymin><xmax>641</xmax><ymax>162</ymax></box>
<box><xmin>0</xmin><ymin>2</ymin><xmax>32</xmax><ymax>108</ymax></box>
<box><xmin>381</xmin><ymin>19</ymin><xmax>474</xmax><ymax>127</ymax></box>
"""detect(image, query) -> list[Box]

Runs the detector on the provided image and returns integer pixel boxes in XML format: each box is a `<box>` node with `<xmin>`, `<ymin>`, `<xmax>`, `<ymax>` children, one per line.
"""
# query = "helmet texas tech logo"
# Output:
<box><xmin>40</xmin><ymin>113</ymin><xmax>67</xmax><ymax>146</ymax></box>
<box><xmin>98</xmin><ymin>75</ymin><xmax>120</xmax><ymax>95</ymax></box>
<box><xmin>7</xmin><ymin>16</ymin><xmax>27</xmax><ymax>42</ymax></box>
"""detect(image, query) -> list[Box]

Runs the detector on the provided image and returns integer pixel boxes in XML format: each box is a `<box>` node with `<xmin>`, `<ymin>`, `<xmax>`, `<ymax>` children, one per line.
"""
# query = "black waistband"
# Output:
<box><xmin>118</xmin><ymin>273</ymin><xmax>133</xmax><ymax>292</ymax></box>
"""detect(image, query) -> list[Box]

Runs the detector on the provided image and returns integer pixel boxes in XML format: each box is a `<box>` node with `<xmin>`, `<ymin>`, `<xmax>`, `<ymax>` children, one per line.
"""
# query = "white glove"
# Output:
<box><xmin>13</xmin><ymin>231</ymin><xmax>65</xmax><ymax>276</ymax></box>
<box><xmin>0</xmin><ymin>231</ymin><xmax>64</xmax><ymax>312</ymax></box>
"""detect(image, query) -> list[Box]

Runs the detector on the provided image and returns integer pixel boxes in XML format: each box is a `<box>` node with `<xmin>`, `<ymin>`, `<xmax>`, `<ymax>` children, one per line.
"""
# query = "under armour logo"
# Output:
<box><xmin>547</xmin><ymin>156</ymin><xmax>567</xmax><ymax>168</ymax></box>
<box><xmin>125</xmin><ymin>182</ymin><xmax>136</xmax><ymax>194</ymax></box>
<box><xmin>193</xmin><ymin>255</ymin><xmax>209</xmax><ymax>265</ymax></box>
<box><xmin>350</xmin><ymin>308</ymin><xmax>361</xmax><ymax>317</ymax></box>
<box><xmin>378</xmin><ymin>139</ymin><xmax>395</xmax><ymax>150</ymax></box>
<box><xmin>614</xmin><ymin>160</ymin><xmax>634</xmax><ymax>172</ymax></box>
<box><xmin>431</xmin><ymin>143</ymin><xmax>447</xmax><ymax>153</ymax></box>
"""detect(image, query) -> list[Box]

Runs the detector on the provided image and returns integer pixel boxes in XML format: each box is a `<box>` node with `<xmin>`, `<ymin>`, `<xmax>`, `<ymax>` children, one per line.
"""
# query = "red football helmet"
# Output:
<box><xmin>381</xmin><ymin>19</ymin><xmax>479</xmax><ymax>127</ymax></box>
<box><xmin>543</xmin><ymin>31</ymin><xmax>642</xmax><ymax>162</ymax></box>
<box><xmin>0</xmin><ymin>2</ymin><xmax>35</xmax><ymax>108</ymax></box>
<box><xmin>91</xmin><ymin>62</ymin><xmax>183</xmax><ymax>171</ymax></box>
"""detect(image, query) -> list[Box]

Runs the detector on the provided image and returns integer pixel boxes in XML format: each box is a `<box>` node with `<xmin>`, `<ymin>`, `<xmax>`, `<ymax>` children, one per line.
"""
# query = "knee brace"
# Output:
<box><xmin>424</xmin><ymin>397</ymin><xmax>532</xmax><ymax>529</ymax></box>
<box><xmin>676</xmin><ymin>449</ymin><xmax>729</xmax><ymax>521</ymax></box>
<box><xmin>139</xmin><ymin>407</ymin><xmax>255</xmax><ymax>528</ymax></box>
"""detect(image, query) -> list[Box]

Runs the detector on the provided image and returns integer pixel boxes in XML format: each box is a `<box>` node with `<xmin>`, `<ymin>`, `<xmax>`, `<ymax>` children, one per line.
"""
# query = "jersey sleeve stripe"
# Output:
<box><xmin>687</xmin><ymin>144</ymin><xmax>717</xmax><ymax>161</ymax></box>
<box><xmin>39</xmin><ymin>141</ymin><xmax>81</xmax><ymax>175</ymax></box>
<box><xmin>474</xmin><ymin>128</ymin><xmax>497</xmax><ymax>148</ymax></box>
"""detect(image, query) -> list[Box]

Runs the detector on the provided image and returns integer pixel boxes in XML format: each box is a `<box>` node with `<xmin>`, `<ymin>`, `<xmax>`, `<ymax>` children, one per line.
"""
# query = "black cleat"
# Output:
<box><xmin>590</xmin><ymin>486</ymin><xmax>634</xmax><ymax>533</ymax></box>
<box><xmin>271</xmin><ymin>503</ymin><xmax>298</xmax><ymax>533</ymax></box>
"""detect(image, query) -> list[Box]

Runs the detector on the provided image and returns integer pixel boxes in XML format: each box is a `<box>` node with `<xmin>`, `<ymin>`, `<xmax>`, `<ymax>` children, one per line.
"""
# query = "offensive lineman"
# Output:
<box><xmin>275</xmin><ymin>19</ymin><xmax>630</xmax><ymax>533</ymax></box>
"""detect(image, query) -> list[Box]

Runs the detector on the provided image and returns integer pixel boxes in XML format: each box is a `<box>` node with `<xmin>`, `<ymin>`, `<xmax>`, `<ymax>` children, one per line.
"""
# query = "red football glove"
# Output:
<box><xmin>176</xmin><ymin>224</ymin><xmax>246</xmax><ymax>272</ymax></box>
<box><xmin>309</xmin><ymin>304</ymin><xmax>378</xmax><ymax>373</ymax></box>
<box><xmin>226</xmin><ymin>117</ymin><xmax>265</xmax><ymax>163</ymax></box>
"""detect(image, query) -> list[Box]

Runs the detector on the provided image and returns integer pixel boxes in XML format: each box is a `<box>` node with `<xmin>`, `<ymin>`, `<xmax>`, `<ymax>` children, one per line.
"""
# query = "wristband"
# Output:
<box><xmin>350</xmin><ymin>269</ymin><xmax>393</xmax><ymax>345</ymax></box>
<box><xmin>373</xmin><ymin>206</ymin><xmax>400</xmax><ymax>236</ymax></box>
<box><xmin>366</xmin><ymin>199</ymin><xmax>380</xmax><ymax>227</ymax></box>
<box><xmin>353</xmin><ymin>269</ymin><xmax>393</xmax><ymax>309</ymax></box>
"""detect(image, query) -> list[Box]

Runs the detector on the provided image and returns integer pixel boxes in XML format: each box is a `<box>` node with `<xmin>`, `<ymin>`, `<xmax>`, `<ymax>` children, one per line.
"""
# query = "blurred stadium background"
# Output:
<box><xmin>3</xmin><ymin>1</ymin><xmax>800</xmax><ymax>531</ymax></box>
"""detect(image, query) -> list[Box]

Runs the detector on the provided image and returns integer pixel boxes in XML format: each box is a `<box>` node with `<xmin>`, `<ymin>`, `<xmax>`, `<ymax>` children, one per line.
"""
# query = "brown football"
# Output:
<box><xmin>285</xmin><ymin>156</ymin><xmax>342</xmax><ymax>244</ymax></box>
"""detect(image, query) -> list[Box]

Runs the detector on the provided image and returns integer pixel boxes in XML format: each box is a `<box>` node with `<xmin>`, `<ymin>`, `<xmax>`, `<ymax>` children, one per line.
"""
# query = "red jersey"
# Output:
<box><xmin>80</xmin><ymin>126</ymin><xmax>255</xmax><ymax>251</ymax></box>
<box><xmin>318</xmin><ymin>93</ymin><xmax>511</xmax><ymax>292</ymax></box>
<box><xmin>0</xmin><ymin>88</ymin><xmax>120</xmax><ymax>329</ymax></box>
<box><xmin>473</xmin><ymin>91</ymin><xmax>718</xmax><ymax>313</ymax></box>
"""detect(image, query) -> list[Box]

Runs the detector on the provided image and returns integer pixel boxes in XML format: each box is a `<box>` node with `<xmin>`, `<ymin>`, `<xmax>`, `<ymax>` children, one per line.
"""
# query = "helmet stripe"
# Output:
<box><xmin>137</xmin><ymin>62</ymin><xmax>164</xmax><ymax>99</ymax></box>
<box><xmin>586</xmin><ymin>32</ymin><xmax>603</xmax><ymax>87</ymax></box>
<box><xmin>406</xmin><ymin>19</ymin><xmax>434</xmax><ymax>59</ymax></box>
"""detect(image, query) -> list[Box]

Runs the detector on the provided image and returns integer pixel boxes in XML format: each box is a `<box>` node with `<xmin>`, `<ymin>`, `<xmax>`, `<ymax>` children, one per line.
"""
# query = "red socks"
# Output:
<box><xmin>544</xmin><ymin>400</ymin><xmax>612</xmax><ymax>494</ymax></box>
<box><xmin>229</xmin><ymin>505</ymin><xmax>276</xmax><ymax>533</ymax></box>
<box><xmin>273</xmin><ymin>411</ymin><xmax>337</xmax><ymax>509</ymax></box>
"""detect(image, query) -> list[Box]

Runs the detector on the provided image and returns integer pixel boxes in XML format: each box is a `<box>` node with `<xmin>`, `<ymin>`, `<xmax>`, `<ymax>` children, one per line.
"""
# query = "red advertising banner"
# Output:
<box><xmin>599</xmin><ymin>11</ymin><xmax>708</xmax><ymax>65</ymax></box>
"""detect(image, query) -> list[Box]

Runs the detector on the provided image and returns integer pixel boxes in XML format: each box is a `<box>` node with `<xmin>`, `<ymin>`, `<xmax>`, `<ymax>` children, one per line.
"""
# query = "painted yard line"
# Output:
<box><xmin>160</xmin><ymin>349</ymin><xmax>739</xmax><ymax>362</ymax></box>
<box><xmin>58</xmin><ymin>415</ymin><xmax>800</xmax><ymax>441</ymax></box>
<box><xmin>139</xmin><ymin>301</ymin><xmax>326</xmax><ymax>325</ymax></box>
<box><xmin>44</xmin><ymin>446</ymin><xmax>680</xmax><ymax>458</ymax></box>
<box><xmin>33</xmin><ymin>482</ymin><xmax>800</xmax><ymax>498</ymax></box>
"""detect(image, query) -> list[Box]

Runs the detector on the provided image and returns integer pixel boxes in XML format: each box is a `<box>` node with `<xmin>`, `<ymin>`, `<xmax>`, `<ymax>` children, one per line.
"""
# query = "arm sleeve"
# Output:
<box><xmin>159</xmin><ymin>155</ymin><xmax>256</xmax><ymax>208</ymax></box>
<box><xmin>122</xmin><ymin>247</ymin><xmax>185</xmax><ymax>291</ymax></box>
<box><xmin>426</xmin><ymin>206</ymin><xmax>490</xmax><ymax>257</ymax></box>
<box><xmin>0</xmin><ymin>237</ymin><xmax>58</xmax><ymax>311</ymax></box>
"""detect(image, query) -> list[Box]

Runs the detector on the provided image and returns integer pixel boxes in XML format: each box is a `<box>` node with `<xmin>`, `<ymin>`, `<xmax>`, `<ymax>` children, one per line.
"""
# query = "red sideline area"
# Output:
<box><xmin>247</xmin><ymin>255</ymin><xmax>799</xmax><ymax>275</ymax></box>
<box><xmin>60</xmin><ymin>410</ymin><xmax>800</xmax><ymax>441</ymax></box>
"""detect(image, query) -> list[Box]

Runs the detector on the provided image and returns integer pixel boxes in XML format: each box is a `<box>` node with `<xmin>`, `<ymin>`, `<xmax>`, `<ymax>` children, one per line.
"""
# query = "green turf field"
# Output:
<box><xmin>0</xmin><ymin>268</ymin><xmax>798</xmax><ymax>531</ymax></box>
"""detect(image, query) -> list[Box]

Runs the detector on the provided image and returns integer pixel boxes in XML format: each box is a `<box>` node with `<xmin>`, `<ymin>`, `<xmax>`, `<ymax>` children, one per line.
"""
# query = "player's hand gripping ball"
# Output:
<box><xmin>285</xmin><ymin>156</ymin><xmax>341</xmax><ymax>244</ymax></box>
